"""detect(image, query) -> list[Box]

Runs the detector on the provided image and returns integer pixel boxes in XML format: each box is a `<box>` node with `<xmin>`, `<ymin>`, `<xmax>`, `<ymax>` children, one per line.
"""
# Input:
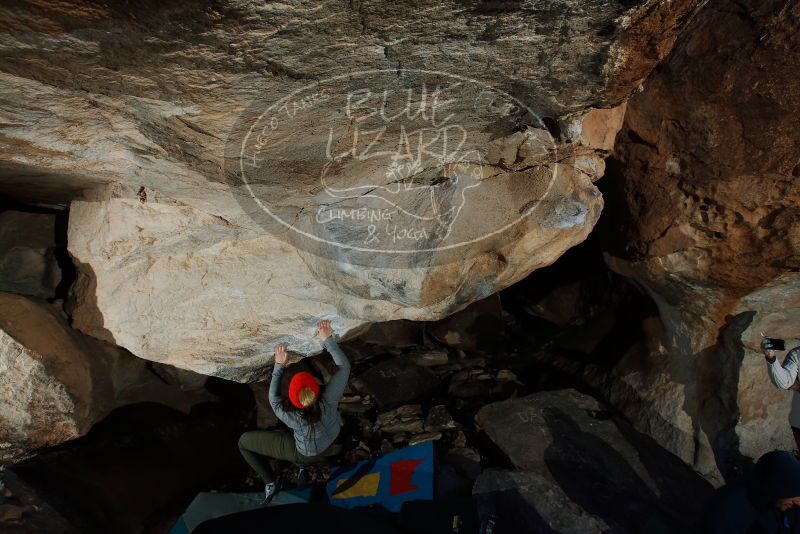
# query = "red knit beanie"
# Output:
<box><xmin>288</xmin><ymin>371</ymin><xmax>320</xmax><ymax>409</ymax></box>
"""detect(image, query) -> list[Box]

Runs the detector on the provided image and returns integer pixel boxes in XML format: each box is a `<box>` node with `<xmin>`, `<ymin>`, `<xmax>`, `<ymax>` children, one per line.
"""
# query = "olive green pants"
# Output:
<box><xmin>238</xmin><ymin>430</ymin><xmax>330</xmax><ymax>484</ymax></box>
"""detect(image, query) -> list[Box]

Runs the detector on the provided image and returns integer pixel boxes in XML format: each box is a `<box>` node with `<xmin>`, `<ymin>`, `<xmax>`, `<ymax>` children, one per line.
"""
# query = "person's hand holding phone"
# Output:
<box><xmin>762</xmin><ymin>337</ymin><xmax>775</xmax><ymax>359</ymax></box>
<box><xmin>760</xmin><ymin>333</ymin><xmax>785</xmax><ymax>360</ymax></box>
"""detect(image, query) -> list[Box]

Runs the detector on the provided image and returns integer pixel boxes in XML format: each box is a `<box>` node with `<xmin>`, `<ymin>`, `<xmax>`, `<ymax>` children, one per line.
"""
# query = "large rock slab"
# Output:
<box><xmin>0</xmin><ymin>292</ymin><xmax>210</xmax><ymax>464</ymax></box>
<box><xmin>474</xmin><ymin>389</ymin><xmax>714</xmax><ymax>532</ymax></box>
<box><xmin>474</xmin><ymin>469</ymin><xmax>609</xmax><ymax>533</ymax></box>
<box><xmin>64</xmin><ymin>122</ymin><xmax>605</xmax><ymax>381</ymax></box>
<box><xmin>0</xmin><ymin>1</ymin><xmax>702</xmax><ymax>380</ymax></box>
<box><xmin>599</xmin><ymin>0</ymin><xmax>800</xmax><ymax>482</ymax></box>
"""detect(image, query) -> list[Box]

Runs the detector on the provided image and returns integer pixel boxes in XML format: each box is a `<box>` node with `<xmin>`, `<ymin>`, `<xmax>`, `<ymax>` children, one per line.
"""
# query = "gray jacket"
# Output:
<box><xmin>766</xmin><ymin>346</ymin><xmax>800</xmax><ymax>428</ymax></box>
<box><xmin>269</xmin><ymin>336</ymin><xmax>351</xmax><ymax>456</ymax></box>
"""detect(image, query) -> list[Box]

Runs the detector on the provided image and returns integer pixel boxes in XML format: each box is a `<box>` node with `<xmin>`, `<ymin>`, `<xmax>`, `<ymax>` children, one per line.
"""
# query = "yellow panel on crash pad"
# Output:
<box><xmin>332</xmin><ymin>472</ymin><xmax>381</xmax><ymax>499</ymax></box>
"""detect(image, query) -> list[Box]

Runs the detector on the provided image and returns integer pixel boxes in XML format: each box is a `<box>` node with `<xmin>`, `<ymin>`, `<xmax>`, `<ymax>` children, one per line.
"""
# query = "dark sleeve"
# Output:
<box><xmin>322</xmin><ymin>337</ymin><xmax>351</xmax><ymax>406</ymax></box>
<box><xmin>268</xmin><ymin>364</ymin><xmax>296</xmax><ymax>427</ymax></box>
<box><xmin>703</xmin><ymin>483</ymin><xmax>758</xmax><ymax>534</ymax></box>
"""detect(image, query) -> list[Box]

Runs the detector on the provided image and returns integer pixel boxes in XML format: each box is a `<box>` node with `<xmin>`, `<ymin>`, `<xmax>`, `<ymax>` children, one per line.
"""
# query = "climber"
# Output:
<box><xmin>704</xmin><ymin>450</ymin><xmax>800</xmax><ymax>533</ymax></box>
<box><xmin>238</xmin><ymin>319</ymin><xmax>350</xmax><ymax>504</ymax></box>
<box><xmin>762</xmin><ymin>335</ymin><xmax>800</xmax><ymax>451</ymax></box>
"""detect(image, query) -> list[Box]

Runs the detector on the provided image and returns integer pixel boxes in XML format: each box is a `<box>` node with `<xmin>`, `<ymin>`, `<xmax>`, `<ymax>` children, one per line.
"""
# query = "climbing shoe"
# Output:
<box><xmin>262</xmin><ymin>478</ymin><xmax>280</xmax><ymax>505</ymax></box>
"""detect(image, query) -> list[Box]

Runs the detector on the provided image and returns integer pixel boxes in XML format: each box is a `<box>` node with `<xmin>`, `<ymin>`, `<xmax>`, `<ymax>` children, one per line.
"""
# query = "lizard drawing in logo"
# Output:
<box><xmin>320</xmin><ymin>119</ymin><xmax>487</xmax><ymax>245</ymax></box>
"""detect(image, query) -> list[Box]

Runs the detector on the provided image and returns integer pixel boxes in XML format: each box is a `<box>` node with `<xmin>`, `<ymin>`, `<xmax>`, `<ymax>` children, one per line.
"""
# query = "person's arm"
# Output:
<box><xmin>322</xmin><ymin>336</ymin><xmax>351</xmax><ymax>405</ymax></box>
<box><xmin>313</xmin><ymin>320</ymin><xmax>351</xmax><ymax>406</ymax></box>
<box><xmin>268</xmin><ymin>343</ymin><xmax>296</xmax><ymax>426</ymax></box>
<box><xmin>766</xmin><ymin>347</ymin><xmax>799</xmax><ymax>390</ymax></box>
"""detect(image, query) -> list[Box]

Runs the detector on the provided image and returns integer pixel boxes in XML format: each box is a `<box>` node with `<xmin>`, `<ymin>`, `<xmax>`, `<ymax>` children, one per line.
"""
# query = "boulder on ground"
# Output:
<box><xmin>405</xmin><ymin>348</ymin><xmax>450</xmax><ymax>368</ymax></box>
<box><xmin>448</xmin><ymin>369</ymin><xmax>514</xmax><ymax>400</ymax></box>
<box><xmin>474</xmin><ymin>469</ymin><xmax>608</xmax><ymax>533</ymax></box>
<box><xmin>376</xmin><ymin>404</ymin><xmax>425</xmax><ymax>434</ymax></box>
<box><xmin>0</xmin><ymin>292</ymin><xmax>211</xmax><ymax>464</ymax></box>
<box><xmin>474</xmin><ymin>389</ymin><xmax>714</xmax><ymax>532</ymax></box>
<box><xmin>424</xmin><ymin>405</ymin><xmax>457</xmax><ymax>432</ymax></box>
<box><xmin>353</xmin><ymin>358</ymin><xmax>439</xmax><ymax>410</ymax></box>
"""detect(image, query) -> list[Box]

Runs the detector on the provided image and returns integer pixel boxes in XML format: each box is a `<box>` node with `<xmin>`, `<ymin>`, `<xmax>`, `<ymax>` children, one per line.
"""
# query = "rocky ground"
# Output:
<box><xmin>2</xmin><ymin>238</ymin><xmax>712</xmax><ymax>532</ymax></box>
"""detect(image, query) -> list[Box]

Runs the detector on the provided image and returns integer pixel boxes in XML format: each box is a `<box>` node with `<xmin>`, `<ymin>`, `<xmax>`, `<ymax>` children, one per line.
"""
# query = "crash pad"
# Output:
<box><xmin>169</xmin><ymin>488</ymin><xmax>310</xmax><ymax>533</ymax></box>
<box><xmin>326</xmin><ymin>441</ymin><xmax>434</xmax><ymax>512</ymax></box>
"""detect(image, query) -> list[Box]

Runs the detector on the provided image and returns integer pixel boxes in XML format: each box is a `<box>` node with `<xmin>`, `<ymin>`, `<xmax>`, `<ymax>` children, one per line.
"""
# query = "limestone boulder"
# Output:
<box><xmin>474</xmin><ymin>389</ymin><xmax>714</xmax><ymax>532</ymax></box>
<box><xmin>0</xmin><ymin>0</ymin><xmax>703</xmax><ymax>380</ymax></box>
<box><xmin>599</xmin><ymin>0</ymin><xmax>800</xmax><ymax>481</ymax></box>
<box><xmin>0</xmin><ymin>292</ymin><xmax>211</xmax><ymax>464</ymax></box>
<box><xmin>65</xmin><ymin>156</ymin><xmax>604</xmax><ymax>381</ymax></box>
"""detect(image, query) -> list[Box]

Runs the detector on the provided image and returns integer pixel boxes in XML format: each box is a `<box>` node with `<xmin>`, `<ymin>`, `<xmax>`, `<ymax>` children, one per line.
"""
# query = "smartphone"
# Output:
<box><xmin>762</xmin><ymin>333</ymin><xmax>786</xmax><ymax>351</ymax></box>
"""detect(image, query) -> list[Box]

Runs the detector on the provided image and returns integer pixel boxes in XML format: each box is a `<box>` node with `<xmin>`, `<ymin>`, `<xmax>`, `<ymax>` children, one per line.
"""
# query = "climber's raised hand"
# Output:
<box><xmin>274</xmin><ymin>342</ymin><xmax>288</xmax><ymax>365</ymax></box>
<box><xmin>315</xmin><ymin>320</ymin><xmax>333</xmax><ymax>343</ymax></box>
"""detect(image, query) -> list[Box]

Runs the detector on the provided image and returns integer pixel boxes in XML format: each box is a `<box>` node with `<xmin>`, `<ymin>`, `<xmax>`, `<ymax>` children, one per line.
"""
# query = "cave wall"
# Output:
<box><xmin>601</xmin><ymin>0</ymin><xmax>800</xmax><ymax>483</ymax></box>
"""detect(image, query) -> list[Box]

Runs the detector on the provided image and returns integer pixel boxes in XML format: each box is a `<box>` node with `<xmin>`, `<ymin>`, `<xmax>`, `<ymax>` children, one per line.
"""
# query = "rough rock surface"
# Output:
<box><xmin>358</xmin><ymin>320</ymin><xmax>423</xmax><ymax>348</ymax></box>
<box><xmin>429</xmin><ymin>295</ymin><xmax>504</xmax><ymax>353</ymax></box>
<box><xmin>0</xmin><ymin>211</ymin><xmax>61</xmax><ymax>299</ymax></box>
<box><xmin>601</xmin><ymin>0</ymin><xmax>800</xmax><ymax>482</ymax></box>
<box><xmin>353</xmin><ymin>357</ymin><xmax>439</xmax><ymax>410</ymax></box>
<box><xmin>474</xmin><ymin>389</ymin><xmax>713</xmax><ymax>531</ymax></box>
<box><xmin>64</xmin><ymin>137</ymin><xmax>605</xmax><ymax>381</ymax></box>
<box><xmin>474</xmin><ymin>469</ymin><xmax>609</xmax><ymax>532</ymax></box>
<box><xmin>0</xmin><ymin>292</ymin><xmax>211</xmax><ymax>463</ymax></box>
<box><xmin>0</xmin><ymin>1</ymin><xmax>702</xmax><ymax>380</ymax></box>
<box><xmin>0</xmin><ymin>469</ymin><xmax>77</xmax><ymax>534</ymax></box>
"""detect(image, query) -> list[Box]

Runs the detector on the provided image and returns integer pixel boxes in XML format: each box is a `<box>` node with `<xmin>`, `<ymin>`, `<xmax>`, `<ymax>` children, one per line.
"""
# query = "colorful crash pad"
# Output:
<box><xmin>326</xmin><ymin>441</ymin><xmax>434</xmax><ymax>512</ymax></box>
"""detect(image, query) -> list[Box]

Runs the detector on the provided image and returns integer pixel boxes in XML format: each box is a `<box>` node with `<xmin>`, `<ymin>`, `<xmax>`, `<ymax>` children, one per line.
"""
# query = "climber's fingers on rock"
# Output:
<box><xmin>274</xmin><ymin>342</ymin><xmax>289</xmax><ymax>363</ymax></box>
<box><xmin>315</xmin><ymin>320</ymin><xmax>333</xmax><ymax>342</ymax></box>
